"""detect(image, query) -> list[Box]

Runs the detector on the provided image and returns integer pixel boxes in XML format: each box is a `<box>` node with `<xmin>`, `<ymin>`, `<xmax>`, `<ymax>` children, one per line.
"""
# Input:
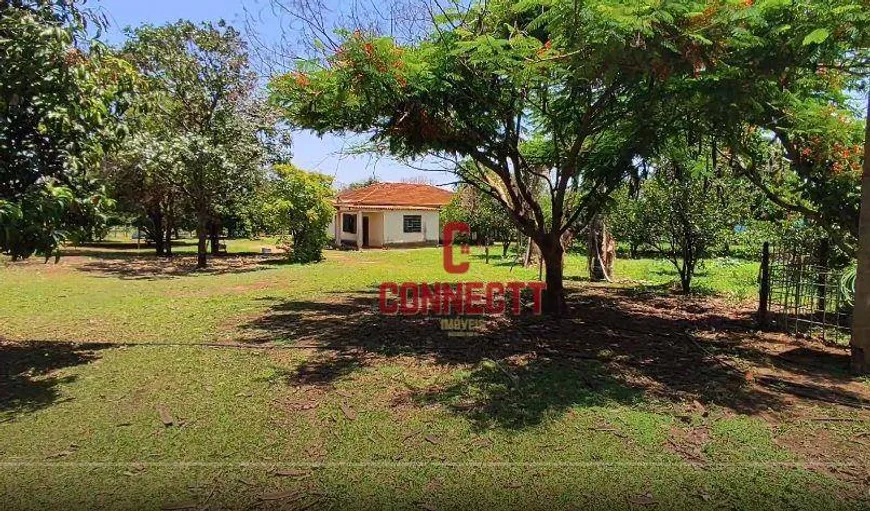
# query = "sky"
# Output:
<box><xmin>95</xmin><ymin>0</ymin><xmax>450</xmax><ymax>189</ymax></box>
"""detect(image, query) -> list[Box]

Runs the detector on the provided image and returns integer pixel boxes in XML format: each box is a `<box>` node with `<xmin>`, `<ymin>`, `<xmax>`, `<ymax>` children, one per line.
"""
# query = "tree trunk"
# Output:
<box><xmin>150</xmin><ymin>211</ymin><xmax>165</xmax><ymax>256</ymax></box>
<box><xmin>209</xmin><ymin>222</ymin><xmax>221</xmax><ymax>256</ymax></box>
<box><xmin>164</xmin><ymin>223</ymin><xmax>173</xmax><ymax>257</ymax></box>
<box><xmin>502</xmin><ymin>241</ymin><xmax>511</xmax><ymax>258</ymax></box>
<box><xmin>196</xmin><ymin>216</ymin><xmax>208</xmax><ymax>269</ymax></box>
<box><xmin>523</xmin><ymin>237</ymin><xmax>540</xmax><ymax>267</ymax></box>
<box><xmin>851</xmin><ymin>91</ymin><xmax>870</xmax><ymax>373</ymax></box>
<box><xmin>539</xmin><ymin>236</ymin><xmax>566</xmax><ymax>315</ymax></box>
<box><xmin>680</xmin><ymin>270</ymin><xmax>692</xmax><ymax>294</ymax></box>
<box><xmin>678</xmin><ymin>248</ymin><xmax>696</xmax><ymax>294</ymax></box>
<box><xmin>587</xmin><ymin>215</ymin><xmax>615</xmax><ymax>281</ymax></box>
<box><xmin>164</xmin><ymin>199</ymin><xmax>174</xmax><ymax>258</ymax></box>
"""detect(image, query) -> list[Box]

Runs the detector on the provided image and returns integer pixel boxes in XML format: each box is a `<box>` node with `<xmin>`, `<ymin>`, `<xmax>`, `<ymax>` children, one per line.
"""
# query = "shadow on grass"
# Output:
<box><xmin>413</xmin><ymin>357</ymin><xmax>643</xmax><ymax>429</ymax></box>
<box><xmin>61</xmin><ymin>240</ymin><xmax>199</xmax><ymax>260</ymax></box>
<box><xmin>468</xmin><ymin>253</ymin><xmax>526</xmax><ymax>270</ymax></box>
<box><xmin>72</xmin><ymin>254</ymin><xmax>286</xmax><ymax>280</ymax></box>
<box><xmin>237</xmin><ymin>287</ymin><xmax>865</xmax><ymax>430</ymax></box>
<box><xmin>0</xmin><ymin>341</ymin><xmax>111</xmax><ymax>420</ymax></box>
<box><xmin>57</xmin><ymin>240</ymin><xmax>291</xmax><ymax>280</ymax></box>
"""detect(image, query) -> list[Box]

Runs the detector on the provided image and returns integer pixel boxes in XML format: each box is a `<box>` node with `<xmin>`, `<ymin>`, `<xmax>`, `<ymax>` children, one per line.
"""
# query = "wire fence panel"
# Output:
<box><xmin>766</xmin><ymin>245</ymin><xmax>852</xmax><ymax>345</ymax></box>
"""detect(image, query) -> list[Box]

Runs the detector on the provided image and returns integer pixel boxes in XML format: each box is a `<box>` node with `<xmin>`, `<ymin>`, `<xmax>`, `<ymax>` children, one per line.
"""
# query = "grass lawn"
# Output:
<box><xmin>1</xmin><ymin>242</ymin><xmax>867</xmax><ymax>510</ymax></box>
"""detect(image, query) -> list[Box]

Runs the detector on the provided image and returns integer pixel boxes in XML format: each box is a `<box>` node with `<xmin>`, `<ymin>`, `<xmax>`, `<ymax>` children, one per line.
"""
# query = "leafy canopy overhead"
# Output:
<box><xmin>270</xmin><ymin>0</ymin><xmax>865</xmax><ymax>234</ymax></box>
<box><xmin>269</xmin><ymin>0</ymin><xmax>749</xmax><ymax>225</ymax></box>
<box><xmin>691</xmin><ymin>0</ymin><xmax>868</xmax><ymax>255</ymax></box>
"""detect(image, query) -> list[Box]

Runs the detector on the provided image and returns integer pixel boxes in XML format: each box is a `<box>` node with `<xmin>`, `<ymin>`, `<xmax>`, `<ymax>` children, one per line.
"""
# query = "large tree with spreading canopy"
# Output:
<box><xmin>269</xmin><ymin>0</ymin><xmax>867</xmax><ymax>314</ymax></box>
<box><xmin>119</xmin><ymin>21</ymin><xmax>273</xmax><ymax>268</ymax></box>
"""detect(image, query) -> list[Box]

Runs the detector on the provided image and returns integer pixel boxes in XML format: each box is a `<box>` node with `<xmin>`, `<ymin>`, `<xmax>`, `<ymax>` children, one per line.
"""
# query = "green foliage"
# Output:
<box><xmin>607</xmin><ymin>185</ymin><xmax>651</xmax><ymax>259</ymax></box>
<box><xmin>269</xmin><ymin>0</ymin><xmax>780</xmax><ymax>311</ymax></box>
<box><xmin>254</xmin><ymin>165</ymin><xmax>335</xmax><ymax>264</ymax></box>
<box><xmin>630</xmin><ymin>143</ymin><xmax>756</xmax><ymax>293</ymax></box>
<box><xmin>0</xmin><ymin>1</ymin><xmax>135</xmax><ymax>260</ymax></box>
<box><xmin>0</xmin><ymin>183</ymin><xmax>70</xmax><ymax>261</ymax></box>
<box><xmin>680</xmin><ymin>0</ymin><xmax>869</xmax><ymax>255</ymax></box>
<box><xmin>441</xmin><ymin>183</ymin><xmax>515</xmax><ymax>244</ymax></box>
<box><xmin>269</xmin><ymin>0</ymin><xmax>867</xmax><ymax>313</ymax></box>
<box><xmin>118</xmin><ymin>20</ymin><xmax>274</xmax><ymax>265</ymax></box>
<box><xmin>343</xmin><ymin>176</ymin><xmax>381</xmax><ymax>191</ymax></box>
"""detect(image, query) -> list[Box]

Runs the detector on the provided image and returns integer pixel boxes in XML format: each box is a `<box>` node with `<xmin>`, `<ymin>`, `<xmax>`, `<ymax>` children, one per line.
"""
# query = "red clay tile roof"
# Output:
<box><xmin>335</xmin><ymin>183</ymin><xmax>454</xmax><ymax>209</ymax></box>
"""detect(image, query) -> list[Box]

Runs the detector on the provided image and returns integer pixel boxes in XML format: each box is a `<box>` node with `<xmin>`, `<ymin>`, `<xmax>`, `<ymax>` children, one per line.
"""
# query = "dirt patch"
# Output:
<box><xmin>227</xmin><ymin>281</ymin><xmax>277</xmax><ymax>293</ymax></box>
<box><xmin>776</xmin><ymin>424</ymin><xmax>870</xmax><ymax>493</ymax></box>
<box><xmin>667</xmin><ymin>425</ymin><xmax>711</xmax><ymax>465</ymax></box>
<box><xmin>274</xmin><ymin>386</ymin><xmax>328</xmax><ymax>414</ymax></box>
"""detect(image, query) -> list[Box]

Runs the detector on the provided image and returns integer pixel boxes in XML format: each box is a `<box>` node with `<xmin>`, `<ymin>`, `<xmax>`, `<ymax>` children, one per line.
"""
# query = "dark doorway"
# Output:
<box><xmin>362</xmin><ymin>217</ymin><xmax>370</xmax><ymax>247</ymax></box>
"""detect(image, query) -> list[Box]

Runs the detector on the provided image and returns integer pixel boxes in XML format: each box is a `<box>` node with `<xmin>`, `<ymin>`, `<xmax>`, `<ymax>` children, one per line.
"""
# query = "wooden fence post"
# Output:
<box><xmin>759</xmin><ymin>241</ymin><xmax>770</xmax><ymax>328</ymax></box>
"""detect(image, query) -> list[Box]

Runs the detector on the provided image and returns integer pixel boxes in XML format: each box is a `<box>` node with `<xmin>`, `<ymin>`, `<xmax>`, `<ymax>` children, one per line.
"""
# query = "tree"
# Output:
<box><xmin>642</xmin><ymin>143</ymin><xmax>753</xmax><ymax>294</ymax></box>
<box><xmin>686</xmin><ymin>0</ymin><xmax>868</xmax><ymax>256</ymax></box>
<box><xmin>586</xmin><ymin>214</ymin><xmax>616</xmax><ymax>282</ymax></box>
<box><xmin>728</xmin><ymin>105</ymin><xmax>865</xmax><ymax>256</ymax></box>
<box><xmin>268</xmin><ymin>0</ymin><xmax>762</xmax><ymax>314</ymax></box>
<box><xmin>0</xmin><ymin>0</ymin><xmax>134</xmax><ymax>260</ymax></box>
<box><xmin>102</xmin><ymin>131</ymin><xmax>186</xmax><ymax>256</ymax></box>
<box><xmin>445</xmin><ymin>184</ymin><xmax>508</xmax><ymax>257</ymax></box>
<box><xmin>342</xmin><ymin>175</ymin><xmax>380</xmax><ymax>191</ymax></box>
<box><xmin>608</xmin><ymin>185</ymin><xmax>650</xmax><ymax>260</ymax></box>
<box><xmin>121</xmin><ymin>21</ymin><xmax>271</xmax><ymax>268</ymax></box>
<box><xmin>253</xmin><ymin>165</ymin><xmax>335</xmax><ymax>263</ymax></box>
<box><xmin>441</xmin><ymin>182</ymin><xmax>516</xmax><ymax>261</ymax></box>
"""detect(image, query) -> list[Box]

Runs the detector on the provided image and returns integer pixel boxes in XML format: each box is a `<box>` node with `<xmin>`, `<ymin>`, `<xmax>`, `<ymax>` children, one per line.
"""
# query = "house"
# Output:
<box><xmin>328</xmin><ymin>183</ymin><xmax>454</xmax><ymax>248</ymax></box>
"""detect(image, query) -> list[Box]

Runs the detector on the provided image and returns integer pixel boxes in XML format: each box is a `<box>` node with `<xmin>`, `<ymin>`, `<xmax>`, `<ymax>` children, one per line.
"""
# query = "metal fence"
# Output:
<box><xmin>763</xmin><ymin>244</ymin><xmax>853</xmax><ymax>345</ymax></box>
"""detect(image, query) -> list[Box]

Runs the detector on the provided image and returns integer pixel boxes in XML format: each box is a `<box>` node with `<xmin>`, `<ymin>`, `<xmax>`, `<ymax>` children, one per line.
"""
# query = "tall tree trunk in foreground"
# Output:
<box><xmin>850</xmin><ymin>92</ymin><xmax>870</xmax><ymax>373</ymax></box>
<box><xmin>538</xmin><ymin>234</ymin><xmax>567</xmax><ymax>315</ymax></box>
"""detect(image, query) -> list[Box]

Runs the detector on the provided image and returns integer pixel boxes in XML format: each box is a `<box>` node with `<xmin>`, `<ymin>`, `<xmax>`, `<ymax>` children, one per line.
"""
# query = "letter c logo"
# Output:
<box><xmin>443</xmin><ymin>222</ymin><xmax>470</xmax><ymax>274</ymax></box>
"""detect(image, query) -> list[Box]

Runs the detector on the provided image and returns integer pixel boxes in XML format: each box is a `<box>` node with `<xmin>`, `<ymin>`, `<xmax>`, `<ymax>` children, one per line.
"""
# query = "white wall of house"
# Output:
<box><xmin>326</xmin><ymin>212</ymin><xmax>364</xmax><ymax>243</ymax></box>
<box><xmin>326</xmin><ymin>209</ymin><xmax>440</xmax><ymax>246</ymax></box>
<box><xmin>383</xmin><ymin>210</ymin><xmax>440</xmax><ymax>245</ymax></box>
<box><xmin>368</xmin><ymin>213</ymin><xmax>386</xmax><ymax>246</ymax></box>
<box><xmin>327</xmin><ymin>216</ymin><xmax>336</xmax><ymax>239</ymax></box>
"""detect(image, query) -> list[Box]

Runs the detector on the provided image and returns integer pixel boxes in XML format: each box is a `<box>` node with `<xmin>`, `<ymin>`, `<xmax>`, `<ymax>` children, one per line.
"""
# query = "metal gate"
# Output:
<box><xmin>761</xmin><ymin>243</ymin><xmax>853</xmax><ymax>345</ymax></box>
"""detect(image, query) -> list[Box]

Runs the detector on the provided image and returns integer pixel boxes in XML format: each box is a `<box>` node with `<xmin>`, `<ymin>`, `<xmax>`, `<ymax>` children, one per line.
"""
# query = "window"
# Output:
<box><xmin>342</xmin><ymin>214</ymin><xmax>357</xmax><ymax>234</ymax></box>
<box><xmin>403</xmin><ymin>215</ymin><xmax>422</xmax><ymax>233</ymax></box>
